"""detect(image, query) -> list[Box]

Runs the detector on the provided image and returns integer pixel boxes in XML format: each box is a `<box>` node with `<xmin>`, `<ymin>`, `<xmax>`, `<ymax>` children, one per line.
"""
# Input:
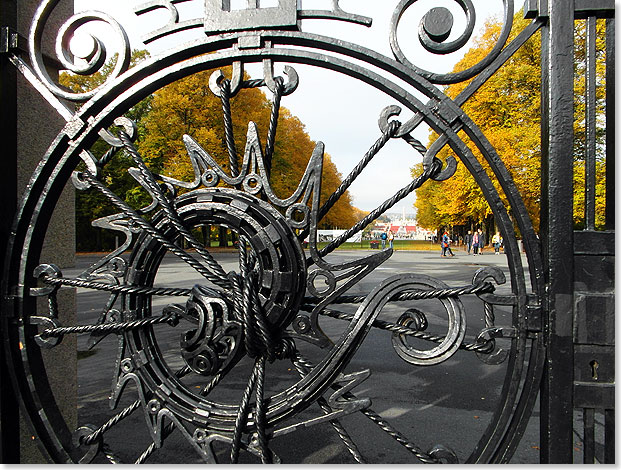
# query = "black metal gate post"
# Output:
<box><xmin>539</xmin><ymin>0</ymin><xmax>576</xmax><ymax>462</ymax></box>
<box><xmin>536</xmin><ymin>0</ymin><xmax>615</xmax><ymax>463</ymax></box>
<box><xmin>0</xmin><ymin>0</ymin><xmax>21</xmax><ymax>462</ymax></box>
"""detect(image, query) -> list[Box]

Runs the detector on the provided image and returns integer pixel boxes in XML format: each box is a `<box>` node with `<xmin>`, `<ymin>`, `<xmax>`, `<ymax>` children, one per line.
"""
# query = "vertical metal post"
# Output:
<box><xmin>582</xmin><ymin>408</ymin><xmax>595</xmax><ymax>463</ymax></box>
<box><xmin>0</xmin><ymin>0</ymin><xmax>21</xmax><ymax>463</ymax></box>
<box><xmin>604</xmin><ymin>409</ymin><xmax>615</xmax><ymax>463</ymax></box>
<box><xmin>584</xmin><ymin>16</ymin><xmax>597</xmax><ymax>230</ymax></box>
<box><xmin>539</xmin><ymin>0</ymin><xmax>575</xmax><ymax>463</ymax></box>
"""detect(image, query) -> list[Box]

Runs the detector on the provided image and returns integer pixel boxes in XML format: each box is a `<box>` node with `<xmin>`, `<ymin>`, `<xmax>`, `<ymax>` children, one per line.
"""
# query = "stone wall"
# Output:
<box><xmin>2</xmin><ymin>0</ymin><xmax>76</xmax><ymax>463</ymax></box>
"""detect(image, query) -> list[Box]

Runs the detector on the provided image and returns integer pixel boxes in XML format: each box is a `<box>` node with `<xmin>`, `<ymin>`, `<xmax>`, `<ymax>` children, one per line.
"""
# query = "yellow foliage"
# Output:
<box><xmin>137</xmin><ymin>67</ymin><xmax>360</xmax><ymax>229</ymax></box>
<box><xmin>414</xmin><ymin>12</ymin><xmax>607</xmax><ymax>232</ymax></box>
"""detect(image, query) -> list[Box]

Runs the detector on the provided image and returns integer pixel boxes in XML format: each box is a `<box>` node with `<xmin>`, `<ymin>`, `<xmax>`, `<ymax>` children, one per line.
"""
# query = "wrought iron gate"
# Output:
<box><xmin>0</xmin><ymin>0</ymin><xmax>614</xmax><ymax>463</ymax></box>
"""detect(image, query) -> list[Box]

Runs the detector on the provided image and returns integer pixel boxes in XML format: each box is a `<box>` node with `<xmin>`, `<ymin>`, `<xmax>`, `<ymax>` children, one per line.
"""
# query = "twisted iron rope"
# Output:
<box><xmin>484</xmin><ymin>301</ymin><xmax>495</xmax><ymax>328</ymax></box>
<box><xmin>102</xmin><ymin>443</ymin><xmax>123</xmax><ymax>464</ymax></box>
<box><xmin>317</xmin><ymin>397</ymin><xmax>365</xmax><ymax>463</ymax></box>
<box><xmin>356</xmin><ymin>407</ymin><xmax>440</xmax><ymax>464</ymax></box>
<box><xmin>402</xmin><ymin>133</ymin><xmax>428</xmax><ymax>156</ymax></box>
<box><xmin>42</xmin><ymin>274</ymin><xmax>191</xmax><ymax>297</ymax></box>
<box><xmin>230</xmin><ymin>359</ymin><xmax>260</xmax><ymax>463</ymax></box>
<box><xmin>291</xmin><ymin>357</ymin><xmax>365</xmax><ymax>463</ymax></box>
<box><xmin>119</xmin><ymin>131</ymin><xmax>231</xmax><ymax>289</ymax></box>
<box><xmin>238</xmin><ymin>245</ymin><xmax>261</xmax><ymax>357</ymax></box>
<box><xmin>82</xmin><ymin>400</ymin><xmax>141</xmax><ymax>446</ymax></box>
<box><xmin>39</xmin><ymin>311</ymin><xmax>178</xmax><ymax>339</ymax></box>
<box><xmin>219</xmin><ymin>79</ymin><xmax>240</xmax><ymax>177</ymax></box>
<box><xmin>82</xmin><ymin>366</ymin><xmax>192</xmax><ymax>449</ymax></box>
<box><xmin>306</xmin><ymin>281</ymin><xmax>495</xmax><ymax>305</ymax></box>
<box><xmin>319</xmin><ymin>158</ymin><xmax>442</xmax><ymax>257</ymax></box>
<box><xmin>97</xmin><ymin>145</ymin><xmax>119</xmax><ymax>168</ymax></box>
<box><xmin>81</xmin><ymin>172</ymin><xmax>225</xmax><ymax>287</ymax></box>
<box><xmin>314</xmin><ymin>307</ymin><xmax>494</xmax><ymax>354</ymax></box>
<box><xmin>228</xmin><ymin>239</ymin><xmax>293</xmax><ymax>463</ymax></box>
<box><xmin>242</xmin><ymin>78</ymin><xmax>265</xmax><ymax>89</ymax></box>
<box><xmin>298</xmin><ymin>121</ymin><xmax>399</xmax><ymax>242</ymax></box>
<box><xmin>134</xmin><ymin>421</ymin><xmax>177</xmax><ymax>464</ymax></box>
<box><xmin>318</xmin><ymin>120</ymin><xmax>399</xmax><ymax>221</ymax></box>
<box><xmin>292</xmin><ymin>353</ymin><xmax>440</xmax><ymax>464</ymax></box>
<box><xmin>199</xmin><ymin>370</ymin><xmax>225</xmax><ymax>396</ymax></box>
<box><xmin>131</xmin><ymin>367</ymin><xmax>192</xmax><ymax>464</ymax></box>
<box><xmin>254</xmin><ymin>355</ymin><xmax>273</xmax><ymax>464</ymax></box>
<box><xmin>236</xmin><ymin>239</ymin><xmax>277</xmax><ymax>361</ymax></box>
<box><xmin>264</xmin><ymin>77</ymin><xmax>283</xmax><ymax>177</ymax></box>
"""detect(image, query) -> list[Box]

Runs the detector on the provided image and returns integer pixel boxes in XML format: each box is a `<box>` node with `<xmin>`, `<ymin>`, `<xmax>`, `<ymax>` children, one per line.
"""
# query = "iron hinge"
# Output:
<box><xmin>1</xmin><ymin>27</ymin><xmax>25</xmax><ymax>54</ymax></box>
<box><xmin>525</xmin><ymin>294</ymin><xmax>542</xmax><ymax>332</ymax></box>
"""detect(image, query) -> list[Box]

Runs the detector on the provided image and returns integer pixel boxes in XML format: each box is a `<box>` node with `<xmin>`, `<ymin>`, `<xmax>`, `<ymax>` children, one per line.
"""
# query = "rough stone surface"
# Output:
<box><xmin>16</xmin><ymin>0</ymin><xmax>76</xmax><ymax>463</ymax></box>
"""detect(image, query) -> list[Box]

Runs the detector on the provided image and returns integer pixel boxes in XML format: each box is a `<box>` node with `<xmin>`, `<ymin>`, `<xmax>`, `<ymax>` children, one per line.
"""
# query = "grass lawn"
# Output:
<box><xmin>317</xmin><ymin>239</ymin><xmax>445</xmax><ymax>251</ymax></box>
<box><xmin>78</xmin><ymin>240</ymin><xmax>456</xmax><ymax>255</ymax></box>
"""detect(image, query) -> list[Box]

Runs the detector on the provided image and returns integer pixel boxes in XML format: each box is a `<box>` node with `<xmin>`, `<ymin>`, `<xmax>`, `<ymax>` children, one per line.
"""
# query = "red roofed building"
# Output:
<box><xmin>371</xmin><ymin>219</ymin><xmax>434</xmax><ymax>240</ymax></box>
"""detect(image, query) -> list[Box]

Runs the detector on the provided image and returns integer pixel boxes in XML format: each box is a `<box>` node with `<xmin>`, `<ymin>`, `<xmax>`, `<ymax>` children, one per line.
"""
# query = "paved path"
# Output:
<box><xmin>66</xmin><ymin>248</ymin><xmax>546</xmax><ymax>464</ymax></box>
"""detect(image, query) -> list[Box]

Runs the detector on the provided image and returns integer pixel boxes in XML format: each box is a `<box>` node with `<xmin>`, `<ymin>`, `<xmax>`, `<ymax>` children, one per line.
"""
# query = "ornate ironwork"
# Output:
<box><xmin>2</xmin><ymin>0</ymin><xmax>583</xmax><ymax>464</ymax></box>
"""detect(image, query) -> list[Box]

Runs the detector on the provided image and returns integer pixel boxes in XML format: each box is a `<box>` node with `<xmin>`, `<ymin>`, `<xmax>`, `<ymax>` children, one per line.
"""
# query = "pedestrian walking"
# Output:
<box><xmin>492</xmin><ymin>231</ymin><xmax>503</xmax><ymax>255</ymax></box>
<box><xmin>472</xmin><ymin>230</ymin><xmax>479</xmax><ymax>255</ymax></box>
<box><xmin>388</xmin><ymin>230</ymin><xmax>394</xmax><ymax>250</ymax></box>
<box><xmin>465</xmin><ymin>230</ymin><xmax>472</xmax><ymax>254</ymax></box>
<box><xmin>380</xmin><ymin>230</ymin><xmax>387</xmax><ymax>249</ymax></box>
<box><xmin>478</xmin><ymin>229</ymin><xmax>485</xmax><ymax>254</ymax></box>
<box><xmin>441</xmin><ymin>231</ymin><xmax>455</xmax><ymax>257</ymax></box>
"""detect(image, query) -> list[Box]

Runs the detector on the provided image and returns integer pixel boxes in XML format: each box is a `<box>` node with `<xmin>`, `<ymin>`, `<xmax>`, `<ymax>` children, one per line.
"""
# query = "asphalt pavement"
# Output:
<box><xmin>66</xmin><ymin>247</ymin><xmax>548</xmax><ymax>464</ymax></box>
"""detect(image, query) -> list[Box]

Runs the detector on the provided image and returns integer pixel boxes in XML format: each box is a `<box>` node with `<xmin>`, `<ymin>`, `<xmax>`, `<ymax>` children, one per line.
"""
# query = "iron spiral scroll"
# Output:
<box><xmin>3</xmin><ymin>0</ymin><xmax>546</xmax><ymax>464</ymax></box>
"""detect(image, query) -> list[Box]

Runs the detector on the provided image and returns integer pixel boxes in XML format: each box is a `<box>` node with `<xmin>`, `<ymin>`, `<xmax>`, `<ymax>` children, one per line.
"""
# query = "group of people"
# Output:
<box><xmin>441</xmin><ymin>229</ymin><xmax>504</xmax><ymax>257</ymax></box>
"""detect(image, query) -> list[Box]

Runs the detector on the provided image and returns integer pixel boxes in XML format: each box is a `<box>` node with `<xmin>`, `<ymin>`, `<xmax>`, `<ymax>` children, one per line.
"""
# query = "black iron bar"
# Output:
<box><xmin>583</xmin><ymin>408</ymin><xmax>595</xmax><ymax>463</ymax></box>
<box><xmin>0</xmin><ymin>0</ymin><xmax>21</xmax><ymax>462</ymax></box>
<box><xmin>539</xmin><ymin>0</ymin><xmax>576</xmax><ymax>462</ymax></box>
<box><xmin>604</xmin><ymin>408</ymin><xmax>614</xmax><ymax>463</ymax></box>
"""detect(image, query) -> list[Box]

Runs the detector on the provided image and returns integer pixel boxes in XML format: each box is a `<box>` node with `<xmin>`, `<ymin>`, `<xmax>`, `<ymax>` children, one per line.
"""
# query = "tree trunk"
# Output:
<box><xmin>218</xmin><ymin>226</ymin><xmax>227</xmax><ymax>247</ymax></box>
<box><xmin>202</xmin><ymin>225</ymin><xmax>211</xmax><ymax>247</ymax></box>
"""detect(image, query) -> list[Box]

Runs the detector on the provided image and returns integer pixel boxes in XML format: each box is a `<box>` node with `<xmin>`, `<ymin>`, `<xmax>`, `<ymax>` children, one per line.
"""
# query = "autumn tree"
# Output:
<box><xmin>139</xmin><ymin>68</ymin><xmax>359</xmax><ymax>230</ymax></box>
<box><xmin>414</xmin><ymin>12</ymin><xmax>607</xmax><ymax>233</ymax></box>
<box><xmin>63</xmin><ymin>56</ymin><xmax>361</xmax><ymax>250</ymax></box>
<box><xmin>61</xmin><ymin>50</ymin><xmax>153</xmax><ymax>251</ymax></box>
